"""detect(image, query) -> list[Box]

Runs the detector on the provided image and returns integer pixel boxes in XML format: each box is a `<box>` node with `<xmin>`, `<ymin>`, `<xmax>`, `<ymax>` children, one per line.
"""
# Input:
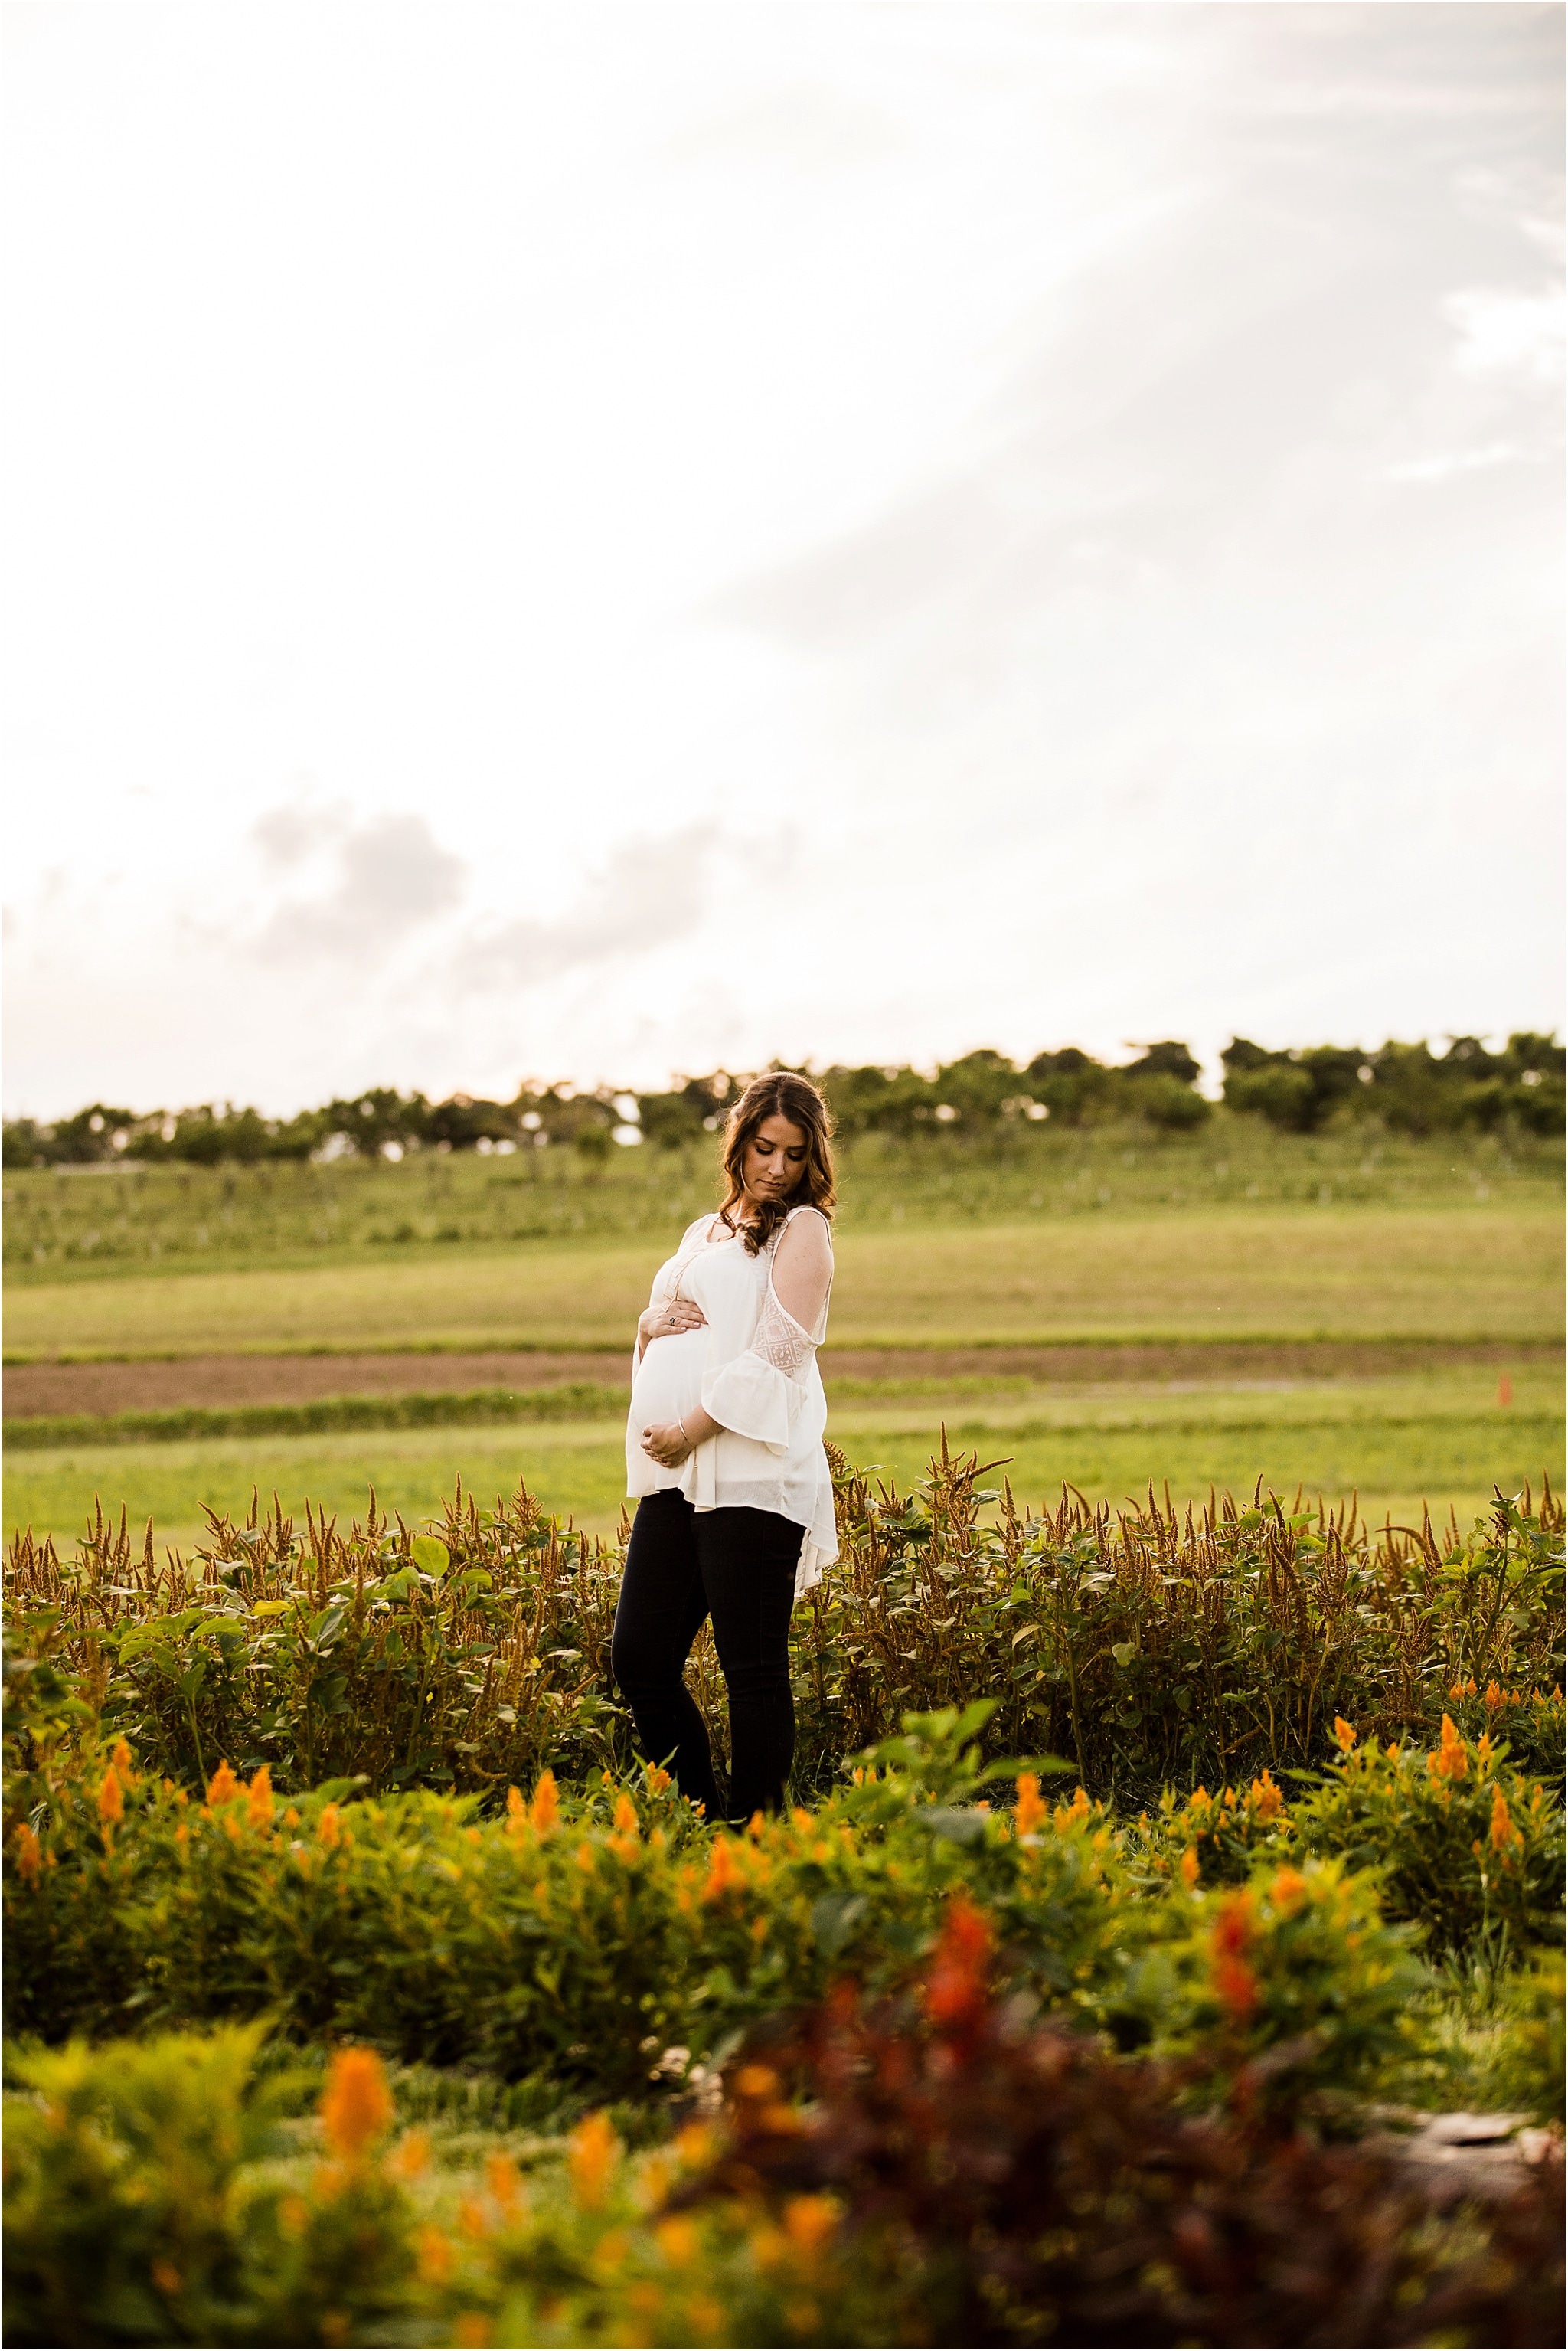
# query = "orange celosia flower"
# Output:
<box><xmin>1014</xmin><ymin>1771</ymin><xmax>1047</xmax><ymax>1837</ymax></box>
<box><xmin>656</xmin><ymin>2215</ymin><xmax>698</xmax><ymax>2267</ymax></box>
<box><xmin>452</xmin><ymin>2317</ymin><xmax>490</xmax><ymax>2350</ymax></box>
<box><xmin>97</xmin><ymin>1764</ymin><xmax>124</xmax><ymax>1828</ymax></box>
<box><xmin>246</xmin><ymin>1765</ymin><xmax>274</xmax><ymax>1829</ymax></box>
<box><xmin>1485</xmin><ymin>1681</ymin><xmax>1504</xmax><ymax>1712</ymax></box>
<box><xmin>528</xmin><ymin>1770</ymin><xmax>560</xmax><ymax>1833</ymax></box>
<box><xmin>783</xmin><ymin>2196</ymin><xmax>837</xmax><ymax>2261</ymax></box>
<box><xmin>11</xmin><ymin>1822</ymin><xmax>41</xmax><ymax>1885</ymax></box>
<box><xmin>111</xmin><ymin>1739</ymin><xmax>137</xmax><ymax>1786</ymax></box>
<box><xmin>387</xmin><ymin>2128</ymin><xmax>430</xmax><ymax>2181</ymax></box>
<box><xmin>926</xmin><ymin>1894</ymin><xmax>993</xmax><ymax>2032</ymax></box>
<box><xmin>1332</xmin><ymin>1718</ymin><xmax>1357</xmax><ymax>1752</ymax></box>
<box><xmin>1250</xmin><ymin>1771</ymin><xmax>1284</xmax><ymax>1822</ymax></box>
<box><xmin>567</xmin><ymin>2110</ymin><xmax>618</xmax><ymax>2209</ymax></box>
<box><xmin>1054</xmin><ymin>1786</ymin><xmax>1091</xmax><ymax>1833</ymax></box>
<box><xmin>1210</xmin><ymin>1891</ymin><xmax>1259</xmax><ymax>2019</ymax></box>
<box><xmin>205</xmin><ymin>1761</ymin><xmax>240</xmax><ymax>1807</ymax></box>
<box><xmin>319</xmin><ymin>2046</ymin><xmax>393</xmax><ymax>2161</ymax></box>
<box><xmin>415</xmin><ymin>2226</ymin><xmax>453</xmax><ymax>2284</ymax></box>
<box><xmin>612</xmin><ymin>1792</ymin><xmax>639</xmax><ymax>1837</ymax></box>
<box><xmin>485</xmin><ymin>2151</ymin><xmax>523</xmax><ymax>2216</ymax></box>
<box><xmin>1179</xmin><ymin>1847</ymin><xmax>1200</xmax><ymax>1889</ymax></box>
<box><xmin>1270</xmin><ymin>1866</ymin><xmax>1308</xmax><ymax>1911</ymax></box>
<box><xmin>702</xmin><ymin>1839</ymin><xmax>742</xmax><ymax>1901</ymax></box>
<box><xmin>1427</xmin><ymin>1716</ymin><xmax>1469</xmax><ymax>1783</ymax></box>
<box><xmin>505</xmin><ymin>1785</ymin><xmax>527</xmax><ymax>1829</ymax></box>
<box><xmin>646</xmin><ymin>1764</ymin><xmax>671</xmax><ymax>1795</ymax></box>
<box><xmin>318</xmin><ymin>1803</ymin><xmax>341</xmax><ymax>1849</ymax></box>
<box><xmin>1490</xmin><ymin>1787</ymin><xmax>1521</xmax><ymax>1850</ymax></box>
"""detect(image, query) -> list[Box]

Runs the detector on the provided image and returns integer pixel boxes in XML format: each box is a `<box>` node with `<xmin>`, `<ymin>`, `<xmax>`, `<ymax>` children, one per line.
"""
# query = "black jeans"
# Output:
<box><xmin>610</xmin><ymin>1490</ymin><xmax>799</xmax><ymax>1823</ymax></box>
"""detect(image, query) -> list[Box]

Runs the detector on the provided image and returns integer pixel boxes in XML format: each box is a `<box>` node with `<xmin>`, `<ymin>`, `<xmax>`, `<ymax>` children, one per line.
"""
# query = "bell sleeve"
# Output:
<box><xmin>701</xmin><ymin>1284</ymin><xmax>821</xmax><ymax>1453</ymax></box>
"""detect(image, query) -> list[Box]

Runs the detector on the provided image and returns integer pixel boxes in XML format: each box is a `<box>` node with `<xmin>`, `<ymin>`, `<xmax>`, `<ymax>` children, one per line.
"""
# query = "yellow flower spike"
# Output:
<box><xmin>613</xmin><ymin>1792</ymin><xmax>639</xmax><ymax>1838</ymax></box>
<box><xmin>97</xmin><ymin>1763</ymin><xmax>124</xmax><ymax>1829</ymax></box>
<box><xmin>317</xmin><ymin>1803</ymin><xmax>341</xmax><ymax>1849</ymax></box>
<box><xmin>246</xmin><ymin>1764</ymin><xmax>274</xmax><ymax>1829</ymax></box>
<box><xmin>319</xmin><ymin>2047</ymin><xmax>392</xmax><ymax>2162</ymax></box>
<box><xmin>576</xmin><ymin>1842</ymin><xmax>595</xmax><ymax>1874</ymax></box>
<box><xmin>1270</xmin><ymin>1866</ymin><xmax>1308</xmax><ymax>1912</ymax></box>
<box><xmin>110</xmin><ymin>1738</ymin><xmax>137</xmax><ymax>1786</ymax></box>
<box><xmin>1332</xmin><ymin>1718</ymin><xmax>1356</xmax><ymax>1752</ymax></box>
<box><xmin>459</xmin><ymin>2195</ymin><xmax>490</xmax><ymax>2238</ymax></box>
<box><xmin>528</xmin><ymin>1770</ymin><xmax>560</xmax><ymax>1833</ymax></box>
<box><xmin>205</xmin><ymin>1760</ymin><xmax>241</xmax><ymax>1807</ymax></box>
<box><xmin>1015</xmin><ymin>1772</ymin><xmax>1046</xmax><ymax>1837</ymax></box>
<box><xmin>646</xmin><ymin>1763</ymin><xmax>671</xmax><ymax>1795</ymax></box>
<box><xmin>1179</xmin><ymin>1847</ymin><xmax>1200</xmax><ymax>1889</ymax></box>
<box><xmin>568</xmin><ymin>2110</ymin><xmax>619</xmax><ymax>2209</ymax></box>
<box><xmin>1490</xmin><ymin>1786</ymin><xmax>1521</xmax><ymax>1849</ymax></box>
<box><xmin>1476</xmin><ymin>1733</ymin><xmax>1498</xmax><ymax>1767</ymax></box>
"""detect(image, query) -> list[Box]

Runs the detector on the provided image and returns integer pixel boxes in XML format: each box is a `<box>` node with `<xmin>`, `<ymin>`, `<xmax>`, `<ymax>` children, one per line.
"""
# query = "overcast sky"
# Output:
<box><xmin>4</xmin><ymin>1</ymin><xmax>1562</xmax><ymax>1117</ymax></box>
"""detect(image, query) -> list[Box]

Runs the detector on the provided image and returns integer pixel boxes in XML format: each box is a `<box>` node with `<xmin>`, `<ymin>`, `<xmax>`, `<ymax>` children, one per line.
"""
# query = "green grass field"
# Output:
<box><xmin>9</xmin><ymin>1365</ymin><xmax>1559</xmax><ymax>1557</ymax></box>
<box><xmin>7</xmin><ymin>1124</ymin><xmax>1559</xmax><ymax>1561</ymax></box>
<box><xmin>5</xmin><ymin>1117</ymin><xmax>1558</xmax><ymax>1285</ymax></box>
<box><xmin>5</xmin><ymin>1205</ymin><xmax>1560</xmax><ymax>1361</ymax></box>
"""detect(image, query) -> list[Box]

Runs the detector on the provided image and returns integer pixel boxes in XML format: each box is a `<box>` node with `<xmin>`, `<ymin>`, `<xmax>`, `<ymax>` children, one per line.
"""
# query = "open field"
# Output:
<box><xmin>9</xmin><ymin>1364</ymin><xmax>1560</xmax><ymax>1557</ymax></box>
<box><xmin>5</xmin><ymin>1117</ymin><xmax>1559</xmax><ymax>1284</ymax></box>
<box><xmin>4</xmin><ymin>1203</ymin><xmax>1560</xmax><ymax>1362</ymax></box>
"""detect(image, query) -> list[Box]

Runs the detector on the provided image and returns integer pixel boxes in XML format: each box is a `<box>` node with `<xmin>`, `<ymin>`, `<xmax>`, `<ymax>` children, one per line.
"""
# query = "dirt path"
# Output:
<box><xmin>4</xmin><ymin>1339</ymin><xmax>1548</xmax><ymax>1421</ymax></box>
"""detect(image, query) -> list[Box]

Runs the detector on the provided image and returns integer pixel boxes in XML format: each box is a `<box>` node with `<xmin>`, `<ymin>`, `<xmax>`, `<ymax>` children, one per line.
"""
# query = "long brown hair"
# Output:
<box><xmin>718</xmin><ymin>1072</ymin><xmax>837</xmax><ymax>1255</ymax></box>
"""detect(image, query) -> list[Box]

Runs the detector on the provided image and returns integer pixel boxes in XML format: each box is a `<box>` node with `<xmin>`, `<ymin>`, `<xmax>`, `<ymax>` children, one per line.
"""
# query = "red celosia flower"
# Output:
<box><xmin>926</xmin><ymin>1895</ymin><xmax>993</xmax><ymax>2032</ymax></box>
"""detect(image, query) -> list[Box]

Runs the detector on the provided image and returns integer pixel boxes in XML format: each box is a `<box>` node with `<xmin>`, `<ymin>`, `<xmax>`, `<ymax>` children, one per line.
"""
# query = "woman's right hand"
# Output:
<box><xmin>638</xmin><ymin>1299</ymin><xmax>707</xmax><ymax>1347</ymax></box>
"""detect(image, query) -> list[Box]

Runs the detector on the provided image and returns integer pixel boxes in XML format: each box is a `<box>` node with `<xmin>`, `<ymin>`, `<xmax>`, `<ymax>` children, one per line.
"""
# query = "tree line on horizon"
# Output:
<box><xmin>2</xmin><ymin>1032</ymin><xmax>1561</xmax><ymax>1169</ymax></box>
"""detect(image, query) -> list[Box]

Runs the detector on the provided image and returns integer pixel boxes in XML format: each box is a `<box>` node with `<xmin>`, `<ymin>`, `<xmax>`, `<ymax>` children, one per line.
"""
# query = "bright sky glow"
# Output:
<box><xmin>4</xmin><ymin>2</ymin><xmax>1562</xmax><ymax>1115</ymax></box>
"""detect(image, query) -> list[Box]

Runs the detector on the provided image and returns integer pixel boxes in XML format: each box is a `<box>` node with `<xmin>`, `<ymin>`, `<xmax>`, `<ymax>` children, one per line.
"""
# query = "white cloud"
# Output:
<box><xmin>2</xmin><ymin>2</ymin><xmax>1560</xmax><ymax>1117</ymax></box>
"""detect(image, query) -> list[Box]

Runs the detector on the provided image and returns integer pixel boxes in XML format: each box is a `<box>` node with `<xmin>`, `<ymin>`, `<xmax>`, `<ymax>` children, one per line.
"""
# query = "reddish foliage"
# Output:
<box><xmin>686</xmin><ymin>1899</ymin><xmax>1565</xmax><ymax>2349</ymax></box>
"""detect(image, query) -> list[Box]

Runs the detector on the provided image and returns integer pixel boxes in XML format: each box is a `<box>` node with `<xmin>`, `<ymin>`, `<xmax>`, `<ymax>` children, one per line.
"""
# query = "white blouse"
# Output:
<box><xmin>625</xmin><ymin>1205</ymin><xmax>837</xmax><ymax>1599</ymax></box>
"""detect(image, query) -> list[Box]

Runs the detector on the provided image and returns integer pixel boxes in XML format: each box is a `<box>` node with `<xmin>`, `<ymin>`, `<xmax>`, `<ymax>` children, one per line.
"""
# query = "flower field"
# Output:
<box><xmin>4</xmin><ymin>1447</ymin><xmax>1564</xmax><ymax>2346</ymax></box>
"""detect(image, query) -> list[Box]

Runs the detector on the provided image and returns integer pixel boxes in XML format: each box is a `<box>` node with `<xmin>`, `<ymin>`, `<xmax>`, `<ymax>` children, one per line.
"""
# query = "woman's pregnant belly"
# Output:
<box><xmin>629</xmin><ymin>1328</ymin><xmax>708</xmax><ymax>1434</ymax></box>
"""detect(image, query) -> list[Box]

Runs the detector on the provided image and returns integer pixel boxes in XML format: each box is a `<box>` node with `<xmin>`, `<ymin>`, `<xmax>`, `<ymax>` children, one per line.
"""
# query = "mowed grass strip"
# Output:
<box><xmin>9</xmin><ymin>1374</ymin><xmax>1560</xmax><ymax>1558</ymax></box>
<box><xmin>5</xmin><ymin>1205</ymin><xmax>1560</xmax><ymax>1361</ymax></box>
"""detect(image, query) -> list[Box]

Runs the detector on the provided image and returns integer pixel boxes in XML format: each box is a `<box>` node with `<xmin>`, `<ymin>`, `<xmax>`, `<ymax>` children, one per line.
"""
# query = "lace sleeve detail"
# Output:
<box><xmin>752</xmin><ymin>1284</ymin><xmax>817</xmax><ymax>1380</ymax></box>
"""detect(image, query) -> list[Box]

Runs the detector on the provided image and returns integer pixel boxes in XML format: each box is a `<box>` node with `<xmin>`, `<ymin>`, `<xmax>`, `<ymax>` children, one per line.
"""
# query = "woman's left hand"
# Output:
<box><xmin>641</xmin><ymin>1421</ymin><xmax>693</xmax><ymax>1469</ymax></box>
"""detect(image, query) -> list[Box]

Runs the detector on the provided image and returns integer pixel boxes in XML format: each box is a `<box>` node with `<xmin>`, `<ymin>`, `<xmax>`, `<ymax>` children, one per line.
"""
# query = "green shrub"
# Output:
<box><xmin>7</xmin><ymin>1708</ymin><xmax>1428</xmax><ymax>2111</ymax></box>
<box><xmin>1294</xmin><ymin>1715</ymin><xmax>1565</xmax><ymax>1960</ymax></box>
<box><xmin>8</xmin><ymin>1454</ymin><xmax>1562</xmax><ymax>1808</ymax></box>
<box><xmin>7</xmin><ymin>1947</ymin><xmax>1561</xmax><ymax>2349</ymax></box>
<box><xmin>1112</xmin><ymin>1857</ymin><xmax>1425</xmax><ymax>2103</ymax></box>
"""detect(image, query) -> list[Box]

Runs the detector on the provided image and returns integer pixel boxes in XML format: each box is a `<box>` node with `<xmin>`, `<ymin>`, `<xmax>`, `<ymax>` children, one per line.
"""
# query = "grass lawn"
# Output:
<box><xmin>11</xmin><ymin>1366</ymin><xmax>1559</xmax><ymax>1558</ymax></box>
<box><xmin>5</xmin><ymin>1204</ymin><xmax>1560</xmax><ymax>1362</ymax></box>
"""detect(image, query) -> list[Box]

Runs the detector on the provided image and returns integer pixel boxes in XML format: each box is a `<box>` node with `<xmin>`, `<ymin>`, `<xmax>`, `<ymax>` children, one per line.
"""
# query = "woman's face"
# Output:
<box><xmin>741</xmin><ymin>1113</ymin><xmax>811</xmax><ymax>1204</ymax></box>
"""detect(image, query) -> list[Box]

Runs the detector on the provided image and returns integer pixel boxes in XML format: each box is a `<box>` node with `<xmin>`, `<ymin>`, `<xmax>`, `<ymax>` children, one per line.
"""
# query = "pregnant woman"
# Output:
<box><xmin>612</xmin><ymin>1071</ymin><xmax>837</xmax><ymax>1823</ymax></box>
